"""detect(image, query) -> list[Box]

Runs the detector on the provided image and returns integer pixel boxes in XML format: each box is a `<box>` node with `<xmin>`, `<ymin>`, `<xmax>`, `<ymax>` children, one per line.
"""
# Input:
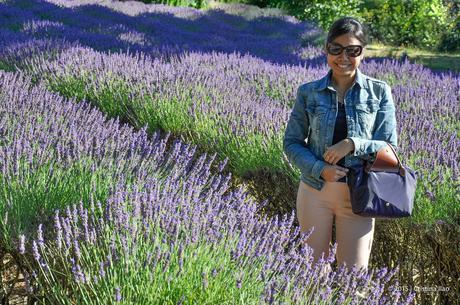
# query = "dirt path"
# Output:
<box><xmin>2</xmin><ymin>254</ymin><xmax>28</xmax><ymax>305</ymax></box>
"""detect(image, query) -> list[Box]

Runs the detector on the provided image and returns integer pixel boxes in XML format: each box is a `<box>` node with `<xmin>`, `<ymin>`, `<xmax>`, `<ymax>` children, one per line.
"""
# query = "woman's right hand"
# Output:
<box><xmin>320</xmin><ymin>164</ymin><xmax>349</xmax><ymax>182</ymax></box>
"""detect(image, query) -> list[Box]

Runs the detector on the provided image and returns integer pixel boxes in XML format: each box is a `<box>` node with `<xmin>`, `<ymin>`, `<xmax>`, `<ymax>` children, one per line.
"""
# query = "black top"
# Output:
<box><xmin>332</xmin><ymin>101</ymin><xmax>348</xmax><ymax>182</ymax></box>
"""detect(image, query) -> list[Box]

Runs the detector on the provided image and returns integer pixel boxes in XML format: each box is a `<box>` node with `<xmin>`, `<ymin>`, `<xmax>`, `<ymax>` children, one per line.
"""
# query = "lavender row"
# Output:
<box><xmin>18</xmin><ymin>46</ymin><xmax>459</xmax><ymax>182</ymax></box>
<box><xmin>0</xmin><ymin>0</ymin><xmax>322</xmax><ymax>66</ymax></box>
<box><xmin>0</xmin><ymin>70</ymin><xmax>413</xmax><ymax>303</ymax></box>
<box><xmin>0</xmin><ymin>70</ymin><xmax>229</xmax><ymax>245</ymax></box>
<box><xmin>1</xmin><ymin>0</ymin><xmax>458</xmax><ymax>222</ymax></box>
<box><xmin>20</xmin><ymin>184</ymin><xmax>415</xmax><ymax>304</ymax></box>
<box><xmin>2</xmin><ymin>0</ymin><xmax>457</xmax><ymax>179</ymax></box>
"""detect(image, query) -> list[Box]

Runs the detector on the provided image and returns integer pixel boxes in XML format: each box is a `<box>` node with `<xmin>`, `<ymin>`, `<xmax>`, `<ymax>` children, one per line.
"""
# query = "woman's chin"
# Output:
<box><xmin>332</xmin><ymin>68</ymin><xmax>356</xmax><ymax>78</ymax></box>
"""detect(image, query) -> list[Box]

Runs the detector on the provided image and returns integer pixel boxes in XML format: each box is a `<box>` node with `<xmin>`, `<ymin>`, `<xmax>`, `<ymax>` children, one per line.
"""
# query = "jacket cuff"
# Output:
<box><xmin>348</xmin><ymin>137</ymin><xmax>364</xmax><ymax>157</ymax></box>
<box><xmin>312</xmin><ymin>160</ymin><xmax>327</xmax><ymax>180</ymax></box>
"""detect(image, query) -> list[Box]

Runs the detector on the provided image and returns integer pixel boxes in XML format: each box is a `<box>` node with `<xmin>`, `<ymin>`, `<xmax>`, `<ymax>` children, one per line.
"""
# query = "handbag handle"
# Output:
<box><xmin>365</xmin><ymin>142</ymin><xmax>406</xmax><ymax>177</ymax></box>
<box><xmin>386</xmin><ymin>143</ymin><xmax>406</xmax><ymax>177</ymax></box>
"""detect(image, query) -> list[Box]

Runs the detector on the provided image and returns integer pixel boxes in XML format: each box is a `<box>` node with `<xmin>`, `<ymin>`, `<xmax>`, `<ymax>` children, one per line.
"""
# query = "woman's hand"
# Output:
<box><xmin>323</xmin><ymin>138</ymin><xmax>355</xmax><ymax>165</ymax></box>
<box><xmin>320</xmin><ymin>165</ymin><xmax>349</xmax><ymax>182</ymax></box>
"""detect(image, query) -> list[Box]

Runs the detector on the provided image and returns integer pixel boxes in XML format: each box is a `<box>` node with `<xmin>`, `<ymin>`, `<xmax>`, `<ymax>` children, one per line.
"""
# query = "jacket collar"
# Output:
<box><xmin>315</xmin><ymin>68</ymin><xmax>366</xmax><ymax>91</ymax></box>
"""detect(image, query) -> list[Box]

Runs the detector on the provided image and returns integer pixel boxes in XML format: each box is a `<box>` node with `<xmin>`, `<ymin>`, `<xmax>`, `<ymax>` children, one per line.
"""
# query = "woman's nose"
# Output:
<box><xmin>340</xmin><ymin>51</ymin><xmax>350</xmax><ymax>60</ymax></box>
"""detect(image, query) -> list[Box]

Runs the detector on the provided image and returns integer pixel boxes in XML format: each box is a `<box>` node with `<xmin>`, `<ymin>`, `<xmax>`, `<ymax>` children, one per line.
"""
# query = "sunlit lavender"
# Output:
<box><xmin>0</xmin><ymin>69</ymin><xmax>414</xmax><ymax>303</ymax></box>
<box><xmin>13</xmin><ymin>42</ymin><xmax>459</xmax><ymax>224</ymax></box>
<box><xmin>0</xmin><ymin>0</ymin><xmax>458</xmax><ymax>225</ymax></box>
<box><xmin>0</xmin><ymin>70</ymin><xmax>178</xmax><ymax>243</ymax></box>
<box><xmin>21</xmin><ymin>181</ymin><xmax>415</xmax><ymax>304</ymax></box>
<box><xmin>0</xmin><ymin>0</ymin><xmax>323</xmax><ymax>65</ymax></box>
<box><xmin>0</xmin><ymin>0</ymin><xmax>458</xmax><ymax>303</ymax></box>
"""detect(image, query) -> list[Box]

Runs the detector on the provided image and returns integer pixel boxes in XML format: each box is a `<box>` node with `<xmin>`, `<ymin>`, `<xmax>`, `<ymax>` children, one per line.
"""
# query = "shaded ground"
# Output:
<box><xmin>2</xmin><ymin>255</ymin><xmax>27</xmax><ymax>305</ymax></box>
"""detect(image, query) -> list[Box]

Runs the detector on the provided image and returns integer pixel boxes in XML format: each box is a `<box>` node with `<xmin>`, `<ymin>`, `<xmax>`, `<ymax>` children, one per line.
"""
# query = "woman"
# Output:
<box><xmin>283</xmin><ymin>17</ymin><xmax>398</xmax><ymax>273</ymax></box>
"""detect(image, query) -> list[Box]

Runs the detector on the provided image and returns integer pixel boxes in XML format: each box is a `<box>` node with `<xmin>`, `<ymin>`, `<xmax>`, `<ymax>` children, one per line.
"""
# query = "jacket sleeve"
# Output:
<box><xmin>283</xmin><ymin>85</ymin><xmax>328</xmax><ymax>180</ymax></box>
<box><xmin>348</xmin><ymin>83</ymin><xmax>398</xmax><ymax>157</ymax></box>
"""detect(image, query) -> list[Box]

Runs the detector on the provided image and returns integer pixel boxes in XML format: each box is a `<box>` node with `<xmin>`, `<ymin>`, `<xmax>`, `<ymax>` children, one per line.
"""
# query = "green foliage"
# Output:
<box><xmin>211</xmin><ymin>0</ymin><xmax>458</xmax><ymax>51</ymax></box>
<box><xmin>361</xmin><ymin>0</ymin><xmax>450</xmax><ymax>49</ymax></box>
<box><xmin>296</xmin><ymin>0</ymin><xmax>362</xmax><ymax>30</ymax></box>
<box><xmin>30</xmin><ymin>226</ymin><xmax>268</xmax><ymax>304</ymax></box>
<box><xmin>439</xmin><ymin>25</ymin><xmax>460</xmax><ymax>51</ymax></box>
<box><xmin>240</xmin><ymin>0</ymin><xmax>362</xmax><ymax>31</ymax></box>
<box><xmin>438</xmin><ymin>0</ymin><xmax>460</xmax><ymax>51</ymax></box>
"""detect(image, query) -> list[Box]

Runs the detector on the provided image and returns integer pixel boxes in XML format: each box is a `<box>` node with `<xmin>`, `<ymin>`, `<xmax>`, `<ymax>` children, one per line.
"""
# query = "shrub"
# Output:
<box><xmin>438</xmin><ymin>0</ymin><xmax>460</xmax><ymax>51</ymax></box>
<box><xmin>362</xmin><ymin>0</ymin><xmax>450</xmax><ymax>49</ymax></box>
<box><xmin>216</xmin><ymin>0</ymin><xmax>457</xmax><ymax>51</ymax></box>
<box><xmin>253</xmin><ymin>0</ymin><xmax>362</xmax><ymax>31</ymax></box>
<box><xmin>296</xmin><ymin>0</ymin><xmax>362</xmax><ymax>30</ymax></box>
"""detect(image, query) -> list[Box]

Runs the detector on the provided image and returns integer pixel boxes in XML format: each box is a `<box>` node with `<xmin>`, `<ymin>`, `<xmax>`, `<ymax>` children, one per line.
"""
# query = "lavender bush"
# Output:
<box><xmin>0</xmin><ymin>0</ymin><xmax>458</xmax><ymax>226</ymax></box>
<box><xmin>20</xmin><ymin>184</ymin><xmax>415</xmax><ymax>304</ymax></box>
<box><xmin>0</xmin><ymin>70</ymin><xmax>414</xmax><ymax>304</ymax></box>
<box><xmin>0</xmin><ymin>0</ymin><xmax>323</xmax><ymax>66</ymax></box>
<box><xmin>0</xmin><ymin>70</ymin><xmax>182</xmax><ymax>247</ymax></box>
<box><xmin>15</xmin><ymin>45</ymin><xmax>459</xmax><ymax>225</ymax></box>
<box><xmin>0</xmin><ymin>0</ymin><xmax>456</xmax><ymax>303</ymax></box>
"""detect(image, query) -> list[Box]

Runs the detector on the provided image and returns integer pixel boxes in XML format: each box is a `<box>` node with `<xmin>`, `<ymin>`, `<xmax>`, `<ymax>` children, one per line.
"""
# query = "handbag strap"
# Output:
<box><xmin>386</xmin><ymin>143</ymin><xmax>406</xmax><ymax>177</ymax></box>
<box><xmin>366</xmin><ymin>143</ymin><xmax>406</xmax><ymax>177</ymax></box>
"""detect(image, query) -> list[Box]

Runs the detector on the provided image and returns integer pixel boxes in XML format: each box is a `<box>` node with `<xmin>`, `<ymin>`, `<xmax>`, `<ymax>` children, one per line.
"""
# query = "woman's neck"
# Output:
<box><xmin>331</xmin><ymin>71</ymin><xmax>356</xmax><ymax>93</ymax></box>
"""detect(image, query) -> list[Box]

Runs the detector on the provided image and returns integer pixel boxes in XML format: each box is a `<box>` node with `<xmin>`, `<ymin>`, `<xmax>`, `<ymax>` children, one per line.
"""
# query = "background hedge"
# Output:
<box><xmin>137</xmin><ymin>0</ymin><xmax>460</xmax><ymax>51</ymax></box>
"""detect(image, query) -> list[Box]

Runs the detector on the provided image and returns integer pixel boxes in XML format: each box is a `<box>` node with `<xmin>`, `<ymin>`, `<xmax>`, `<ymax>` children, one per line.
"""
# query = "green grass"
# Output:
<box><xmin>365</xmin><ymin>43</ymin><xmax>460</xmax><ymax>73</ymax></box>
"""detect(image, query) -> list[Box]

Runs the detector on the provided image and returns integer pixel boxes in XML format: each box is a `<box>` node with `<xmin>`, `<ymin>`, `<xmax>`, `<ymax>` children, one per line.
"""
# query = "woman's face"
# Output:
<box><xmin>325</xmin><ymin>33</ymin><xmax>364</xmax><ymax>80</ymax></box>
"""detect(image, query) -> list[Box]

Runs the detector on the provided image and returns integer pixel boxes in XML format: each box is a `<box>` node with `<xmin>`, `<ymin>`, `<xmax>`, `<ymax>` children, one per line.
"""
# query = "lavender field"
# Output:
<box><xmin>0</xmin><ymin>0</ymin><xmax>458</xmax><ymax>304</ymax></box>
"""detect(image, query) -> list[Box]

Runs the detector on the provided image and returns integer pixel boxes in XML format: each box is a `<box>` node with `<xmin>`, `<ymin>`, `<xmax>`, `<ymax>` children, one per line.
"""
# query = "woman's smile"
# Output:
<box><xmin>335</xmin><ymin>63</ymin><xmax>352</xmax><ymax>69</ymax></box>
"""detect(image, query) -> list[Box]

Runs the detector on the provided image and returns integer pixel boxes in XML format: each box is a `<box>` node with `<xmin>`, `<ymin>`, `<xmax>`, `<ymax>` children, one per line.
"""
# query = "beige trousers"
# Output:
<box><xmin>296</xmin><ymin>180</ymin><xmax>375</xmax><ymax>272</ymax></box>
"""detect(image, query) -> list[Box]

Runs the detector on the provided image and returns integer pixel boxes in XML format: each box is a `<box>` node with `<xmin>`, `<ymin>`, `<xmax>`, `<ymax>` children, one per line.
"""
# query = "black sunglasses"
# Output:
<box><xmin>326</xmin><ymin>43</ymin><xmax>363</xmax><ymax>57</ymax></box>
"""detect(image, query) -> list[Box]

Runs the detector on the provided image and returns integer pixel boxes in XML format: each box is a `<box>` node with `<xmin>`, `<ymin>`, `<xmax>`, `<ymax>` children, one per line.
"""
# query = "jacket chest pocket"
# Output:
<box><xmin>306</xmin><ymin>104</ymin><xmax>329</xmax><ymax>133</ymax></box>
<box><xmin>355</xmin><ymin>99</ymin><xmax>380</xmax><ymax>135</ymax></box>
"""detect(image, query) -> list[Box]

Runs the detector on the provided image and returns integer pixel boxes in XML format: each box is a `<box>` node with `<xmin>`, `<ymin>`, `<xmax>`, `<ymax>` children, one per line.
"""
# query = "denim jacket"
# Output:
<box><xmin>283</xmin><ymin>68</ymin><xmax>398</xmax><ymax>191</ymax></box>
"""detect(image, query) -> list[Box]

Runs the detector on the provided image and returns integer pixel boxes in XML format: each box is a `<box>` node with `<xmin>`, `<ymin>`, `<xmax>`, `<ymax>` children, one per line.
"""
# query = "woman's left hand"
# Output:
<box><xmin>323</xmin><ymin>139</ymin><xmax>355</xmax><ymax>165</ymax></box>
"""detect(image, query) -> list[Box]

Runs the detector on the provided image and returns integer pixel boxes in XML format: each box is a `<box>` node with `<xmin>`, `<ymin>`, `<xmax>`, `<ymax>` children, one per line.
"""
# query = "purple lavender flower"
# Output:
<box><xmin>425</xmin><ymin>190</ymin><xmax>436</xmax><ymax>202</ymax></box>
<box><xmin>201</xmin><ymin>271</ymin><xmax>209</xmax><ymax>289</ymax></box>
<box><xmin>32</xmin><ymin>240</ymin><xmax>41</xmax><ymax>263</ymax></box>
<box><xmin>115</xmin><ymin>286</ymin><xmax>122</xmax><ymax>302</ymax></box>
<box><xmin>37</xmin><ymin>223</ymin><xmax>44</xmax><ymax>248</ymax></box>
<box><xmin>99</xmin><ymin>261</ymin><xmax>106</xmax><ymax>278</ymax></box>
<box><xmin>18</xmin><ymin>234</ymin><xmax>26</xmax><ymax>254</ymax></box>
<box><xmin>54</xmin><ymin>210</ymin><xmax>62</xmax><ymax>249</ymax></box>
<box><xmin>236</xmin><ymin>275</ymin><xmax>242</xmax><ymax>289</ymax></box>
<box><xmin>73</xmin><ymin>239</ymin><xmax>81</xmax><ymax>260</ymax></box>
